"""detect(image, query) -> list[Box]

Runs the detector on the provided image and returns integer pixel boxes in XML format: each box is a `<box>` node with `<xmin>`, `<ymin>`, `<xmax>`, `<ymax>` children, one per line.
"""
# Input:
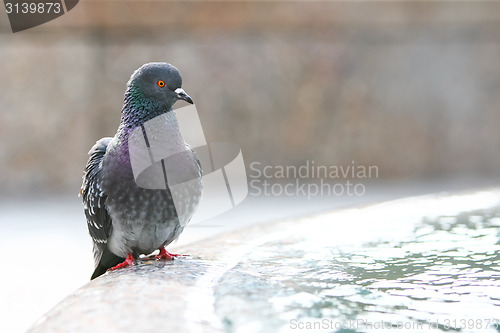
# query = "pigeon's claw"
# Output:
<box><xmin>109</xmin><ymin>253</ymin><xmax>135</xmax><ymax>271</ymax></box>
<box><xmin>155</xmin><ymin>247</ymin><xmax>185</xmax><ymax>260</ymax></box>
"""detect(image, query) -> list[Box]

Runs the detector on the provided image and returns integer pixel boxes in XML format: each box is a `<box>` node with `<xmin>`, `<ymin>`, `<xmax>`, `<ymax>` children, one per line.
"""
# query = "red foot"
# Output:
<box><xmin>155</xmin><ymin>247</ymin><xmax>184</xmax><ymax>260</ymax></box>
<box><xmin>109</xmin><ymin>253</ymin><xmax>135</xmax><ymax>271</ymax></box>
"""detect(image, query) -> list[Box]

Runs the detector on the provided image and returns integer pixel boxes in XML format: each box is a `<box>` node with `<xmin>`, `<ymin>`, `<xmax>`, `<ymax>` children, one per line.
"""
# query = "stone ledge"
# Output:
<box><xmin>27</xmin><ymin>207</ymin><xmax>291</xmax><ymax>333</ymax></box>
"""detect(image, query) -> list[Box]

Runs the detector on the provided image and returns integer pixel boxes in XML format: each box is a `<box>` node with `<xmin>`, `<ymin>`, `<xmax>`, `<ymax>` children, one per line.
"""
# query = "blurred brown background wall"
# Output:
<box><xmin>1</xmin><ymin>1</ymin><xmax>500</xmax><ymax>194</ymax></box>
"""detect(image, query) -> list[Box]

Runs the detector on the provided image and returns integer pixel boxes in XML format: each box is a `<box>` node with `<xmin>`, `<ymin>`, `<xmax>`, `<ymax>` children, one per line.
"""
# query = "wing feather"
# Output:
<box><xmin>80</xmin><ymin>137</ymin><xmax>113</xmax><ymax>267</ymax></box>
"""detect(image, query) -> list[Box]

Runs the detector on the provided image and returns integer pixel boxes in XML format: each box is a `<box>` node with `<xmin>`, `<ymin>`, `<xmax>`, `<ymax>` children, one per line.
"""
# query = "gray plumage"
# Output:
<box><xmin>80</xmin><ymin>62</ymin><xmax>202</xmax><ymax>279</ymax></box>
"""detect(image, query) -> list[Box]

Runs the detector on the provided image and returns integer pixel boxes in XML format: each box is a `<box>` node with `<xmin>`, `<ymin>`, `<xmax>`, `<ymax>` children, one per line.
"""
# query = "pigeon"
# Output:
<box><xmin>80</xmin><ymin>62</ymin><xmax>202</xmax><ymax>280</ymax></box>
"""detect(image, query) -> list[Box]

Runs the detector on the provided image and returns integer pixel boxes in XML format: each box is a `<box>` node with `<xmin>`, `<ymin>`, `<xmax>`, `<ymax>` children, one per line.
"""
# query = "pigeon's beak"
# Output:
<box><xmin>175</xmin><ymin>88</ymin><xmax>194</xmax><ymax>104</ymax></box>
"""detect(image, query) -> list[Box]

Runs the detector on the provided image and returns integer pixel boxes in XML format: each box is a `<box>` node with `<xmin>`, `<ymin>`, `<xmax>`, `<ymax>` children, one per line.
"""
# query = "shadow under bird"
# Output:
<box><xmin>79</xmin><ymin>62</ymin><xmax>203</xmax><ymax>280</ymax></box>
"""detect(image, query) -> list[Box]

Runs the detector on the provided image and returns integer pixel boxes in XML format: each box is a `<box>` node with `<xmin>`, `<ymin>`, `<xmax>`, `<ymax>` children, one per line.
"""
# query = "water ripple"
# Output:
<box><xmin>215</xmin><ymin>204</ymin><xmax>500</xmax><ymax>332</ymax></box>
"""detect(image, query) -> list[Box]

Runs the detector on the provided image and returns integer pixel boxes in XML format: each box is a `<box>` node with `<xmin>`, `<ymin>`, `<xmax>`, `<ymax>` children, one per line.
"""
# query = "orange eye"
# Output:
<box><xmin>157</xmin><ymin>80</ymin><xmax>165</xmax><ymax>87</ymax></box>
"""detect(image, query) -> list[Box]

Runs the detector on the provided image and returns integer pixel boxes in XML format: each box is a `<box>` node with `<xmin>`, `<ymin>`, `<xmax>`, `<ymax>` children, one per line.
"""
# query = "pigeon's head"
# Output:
<box><xmin>126</xmin><ymin>62</ymin><xmax>193</xmax><ymax>110</ymax></box>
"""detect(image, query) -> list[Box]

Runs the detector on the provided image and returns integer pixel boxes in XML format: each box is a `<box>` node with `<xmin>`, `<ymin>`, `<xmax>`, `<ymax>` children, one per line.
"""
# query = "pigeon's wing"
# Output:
<box><xmin>80</xmin><ymin>137</ymin><xmax>113</xmax><ymax>267</ymax></box>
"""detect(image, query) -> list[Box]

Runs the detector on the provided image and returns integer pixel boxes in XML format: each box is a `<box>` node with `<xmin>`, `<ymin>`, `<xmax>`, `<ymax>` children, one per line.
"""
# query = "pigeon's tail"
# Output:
<box><xmin>91</xmin><ymin>247</ymin><xmax>125</xmax><ymax>280</ymax></box>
